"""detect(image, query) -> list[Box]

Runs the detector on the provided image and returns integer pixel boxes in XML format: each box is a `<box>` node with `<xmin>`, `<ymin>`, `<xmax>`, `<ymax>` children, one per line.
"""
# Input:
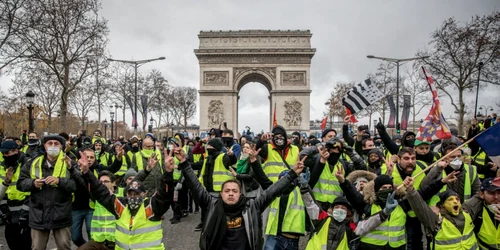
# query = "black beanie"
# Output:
<box><xmin>321</xmin><ymin>129</ymin><xmax>337</xmax><ymax>139</ymax></box>
<box><xmin>374</xmin><ymin>175</ymin><xmax>393</xmax><ymax>192</ymax></box>
<box><xmin>437</xmin><ymin>190</ymin><xmax>459</xmax><ymax>206</ymax></box>
<box><xmin>271</xmin><ymin>125</ymin><xmax>287</xmax><ymax>137</ymax></box>
<box><xmin>332</xmin><ymin>196</ymin><xmax>353</xmax><ymax>212</ymax></box>
<box><xmin>207</xmin><ymin>138</ymin><xmax>224</xmax><ymax>151</ymax></box>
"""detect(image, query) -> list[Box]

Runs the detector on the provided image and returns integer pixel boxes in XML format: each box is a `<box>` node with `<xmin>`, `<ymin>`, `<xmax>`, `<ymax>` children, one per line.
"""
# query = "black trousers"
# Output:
<box><xmin>5</xmin><ymin>222</ymin><xmax>32</xmax><ymax>250</ymax></box>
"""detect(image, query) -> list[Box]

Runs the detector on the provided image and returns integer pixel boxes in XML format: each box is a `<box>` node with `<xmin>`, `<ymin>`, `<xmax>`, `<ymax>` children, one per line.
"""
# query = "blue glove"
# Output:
<box><xmin>299</xmin><ymin>168</ymin><xmax>310</xmax><ymax>188</ymax></box>
<box><xmin>383</xmin><ymin>192</ymin><xmax>398</xmax><ymax>215</ymax></box>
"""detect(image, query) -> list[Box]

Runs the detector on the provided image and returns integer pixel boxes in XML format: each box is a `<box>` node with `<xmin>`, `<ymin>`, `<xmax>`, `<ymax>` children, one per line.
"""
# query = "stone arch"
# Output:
<box><xmin>195</xmin><ymin>30</ymin><xmax>315</xmax><ymax>134</ymax></box>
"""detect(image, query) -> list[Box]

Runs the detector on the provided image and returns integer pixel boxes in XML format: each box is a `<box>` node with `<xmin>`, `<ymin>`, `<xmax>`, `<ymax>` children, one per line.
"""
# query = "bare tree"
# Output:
<box><xmin>0</xmin><ymin>0</ymin><xmax>27</xmax><ymax>71</ymax></box>
<box><xmin>172</xmin><ymin>86</ymin><xmax>197</xmax><ymax>131</ymax></box>
<box><xmin>8</xmin><ymin>0</ymin><xmax>109</xmax><ymax>131</ymax></box>
<box><xmin>369</xmin><ymin>62</ymin><xmax>396</xmax><ymax>124</ymax></box>
<box><xmin>137</xmin><ymin>69</ymin><xmax>167</xmax><ymax>131</ymax></box>
<box><xmin>326</xmin><ymin>81</ymin><xmax>355</xmax><ymax>120</ymax></box>
<box><xmin>106</xmin><ymin>63</ymin><xmax>134</xmax><ymax>125</ymax></box>
<box><xmin>69</xmin><ymin>84</ymin><xmax>95</xmax><ymax>127</ymax></box>
<box><xmin>416</xmin><ymin>12</ymin><xmax>500</xmax><ymax>135</ymax></box>
<box><xmin>403</xmin><ymin>68</ymin><xmax>432</xmax><ymax>131</ymax></box>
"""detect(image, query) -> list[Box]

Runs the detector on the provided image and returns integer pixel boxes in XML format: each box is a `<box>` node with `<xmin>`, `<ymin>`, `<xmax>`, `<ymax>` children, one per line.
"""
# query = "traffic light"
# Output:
<box><xmin>396</xmin><ymin>123</ymin><xmax>401</xmax><ymax>134</ymax></box>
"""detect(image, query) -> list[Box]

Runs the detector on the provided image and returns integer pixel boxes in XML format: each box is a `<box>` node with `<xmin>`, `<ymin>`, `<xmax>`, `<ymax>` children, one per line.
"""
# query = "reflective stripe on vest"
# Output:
<box><xmin>305</xmin><ymin>217</ymin><xmax>349</xmax><ymax>250</ymax></box>
<box><xmin>0</xmin><ymin>163</ymin><xmax>30</xmax><ymax>201</ymax></box>
<box><xmin>312</xmin><ymin>161</ymin><xmax>343</xmax><ymax>203</ymax></box>
<box><xmin>115</xmin><ymin>155</ymin><xmax>129</xmax><ymax>176</ymax></box>
<box><xmin>263</xmin><ymin>144</ymin><xmax>299</xmax><ymax>183</ymax></box>
<box><xmin>390</xmin><ymin>161</ymin><xmax>426</xmax><ymax>218</ymax></box>
<box><xmin>429</xmin><ymin>164</ymin><xmax>476</xmax><ymax>206</ymax></box>
<box><xmin>473</xmin><ymin>150</ymin><xmax>487</xmax><ymax>179</ymax></box>
<box><xmin>433</xmin><ymin>212</ymin><xmax>478</xmax><ymax>250</ymax></box>
<box><xmin>91</xmin><ymin>201</ymin><xmax>117</xmax><ymax>242</ymax></box>
<box><xmin>360</xmin><ymin>204</ymin><xmax>406</xmax><ymax>248</ymax></box>
<box><xmin>477</xmin><ymin>207</ymin><xmax>500</xmax><ymax>250</ymax></box>
<box><xmin>266</xmin><ymin>187</ymin><xmax>305</xmax><ymax>235</ymax></box>
<box><xmin>30</xmin><ymin>153</ymin><xmax>69</xmax><ymax>180</ymax></box>
<box><xmin>115</xmin><ymin>203</ymin><xmax>164</xmax><ymax>250</ymax></box>
<box><xmin>199</xmin><ymin>153</ymin><xmax>232</xmax><ymax>192</ymax></box>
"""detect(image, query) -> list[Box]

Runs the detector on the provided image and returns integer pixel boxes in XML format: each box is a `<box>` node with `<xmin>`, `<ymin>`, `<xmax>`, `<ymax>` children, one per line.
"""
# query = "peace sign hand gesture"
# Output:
<box><xmin>163</xmin><ymin>148</ymin><xmax>175</xmax><ymax>172</ymax></box>
<box><xmin>146</xmin><ymin>153</ymin><xmax>158</xmax><ymax>172</ymax></box>
<box><xmin>78</xmin><ymin>151</ymin><xmax>90</xmax><ymax>174</ymax></box>
<box><xmin>293</xmin><ymin>156</ymin><xmax>307</xmax><ymax>175</ymax></box>
<box><xmin>116</xmin><ymin>145</ymin><xmax>125</xmax><ymax>159</ymax></box>
<box><xmin>335</xmin><ymin>164</ymin><xmax>345</xmax><ymax>183</ymax></box>
<box><xmin>319</xmin><ymin>147</ymin><xmax>329</xmax><ymax>164</ymax></box>
<box><xmin>225</xmin><ymin>147</ymin><xmax>234</xmax><ymax>156</ymax></box>
<box><xmin>248</xmin><ymin>145</ymin><xmax>261</xmax><ymax>163</ymax></box>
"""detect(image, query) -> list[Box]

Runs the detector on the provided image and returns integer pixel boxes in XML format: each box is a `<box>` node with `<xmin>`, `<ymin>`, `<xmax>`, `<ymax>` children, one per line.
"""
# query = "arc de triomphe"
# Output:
<box><xmin>195</xmin><ymin>30</ymin><xmax>316</xmax><ymax>134</ymax></box>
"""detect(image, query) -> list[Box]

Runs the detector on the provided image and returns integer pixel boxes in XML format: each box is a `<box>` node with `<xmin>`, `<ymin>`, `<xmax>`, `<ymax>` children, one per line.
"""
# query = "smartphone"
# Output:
<box><xmin>169</xmin><ymin>138</ymin><xmax>180</xmax><ymax>147</ymax></box>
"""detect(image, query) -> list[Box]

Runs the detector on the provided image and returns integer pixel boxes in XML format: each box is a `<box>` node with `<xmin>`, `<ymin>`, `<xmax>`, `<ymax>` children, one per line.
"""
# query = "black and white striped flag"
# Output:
<box><xmin>342</xmin><ymin>79</ymin><xmax>384</xmax><ymax>114</ymax></box>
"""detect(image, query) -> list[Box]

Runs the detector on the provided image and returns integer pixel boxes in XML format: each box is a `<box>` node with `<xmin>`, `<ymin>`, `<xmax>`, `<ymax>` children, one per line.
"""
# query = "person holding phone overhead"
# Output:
<box><xmin>130</xmin><ymin>137</ymin><xmax>163</xmax><ymax>196</ymax></box>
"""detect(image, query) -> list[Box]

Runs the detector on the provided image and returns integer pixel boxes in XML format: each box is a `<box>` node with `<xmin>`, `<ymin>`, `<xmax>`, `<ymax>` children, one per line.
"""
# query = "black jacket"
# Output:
<box><xmin>179</xmin><ymin>160</ymin><xmax>299</xmax><ymax>250</ymax></box>
<box><xmin>17</xmin><ymin>154</ymin><xmax>77</xmax><ymax>230</ymax></box>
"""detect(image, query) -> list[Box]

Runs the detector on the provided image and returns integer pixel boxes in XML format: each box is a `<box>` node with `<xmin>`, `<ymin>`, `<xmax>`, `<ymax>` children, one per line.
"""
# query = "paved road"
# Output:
<box><xmin>0</xmin><ymin>209</ymin><xmax>309</xmax><ymax>249</ymax></box>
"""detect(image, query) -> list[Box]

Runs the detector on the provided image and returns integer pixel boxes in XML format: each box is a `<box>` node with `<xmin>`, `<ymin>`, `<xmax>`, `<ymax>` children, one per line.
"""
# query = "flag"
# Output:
<box><xmin>346</xmin><ymin>108</ymin><xmax>358</xmax><ymax>123</ymax></box>
<box><xmin>273</xmin><ymin>103</ymin><xmax>278</xmax><ymax>127</ymax></box>
<box><xmin>416</xmin><ymin>67</ymin><xmax>452</xmax><ymax>142</ymax></box>
<box><xmin>401</xmin><ymin>95</ymin><xmax>411</xmax><ymax>130</ymax></box>
<box><xmin>386</xmin><ymin>95</ymin><xmax>396</xmax><ymax>128</ymax></box>
<box><xmin>475</xmin><ymin>123</ymin><xmax>500</xmax><ymax>167</ymax></box>
<box><xmin>321</xmin><ymin>116</ymin><xmax>327</xmax><ymax>130</ymax></box>
<box><xmin>342</xmin><ymin>78</ymin><xmax>385</xmax><ymax>114</ymax></box>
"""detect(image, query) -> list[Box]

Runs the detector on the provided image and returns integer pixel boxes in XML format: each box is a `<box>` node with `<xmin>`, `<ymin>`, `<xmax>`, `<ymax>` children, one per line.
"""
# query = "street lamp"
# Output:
<box><xmin>107</xmin><ymin>56</ymin><xmax>166</xmax><ymax>134</ymax></box>
<box><xmin>110</xmin><ymin>110</ymin><xmax>115</xmax><ymax>140</ymax></box>
<box><xmin>25</xmin><ymin>90</ymin><xmax>36</xmax><ymax>133</ymax></box>
<box><xmin>474</xmin><ymin>62</ymin><xmax>484</xmax><ymax>117</ymax></box>
<box><xmin>367</xmin><ymin>55</ymin><xmax>430</xmax><ymax>134</ymax></box>
<box><xmin>373</xmin><ymin>119</ymin><xmax>377</xmax><ymax>136</ymax></box>
<box><xmin>113</xmin><ymin>103</ymin><xmax>122</xmax><ymax>138</ymax></box>
<box><xmin>478</xmin><ymin>105</ymin><xmax>494</xmax><ymax>117</ymax></box>
<box><xmin>148</xmin><ymin>117</ymin><xmax>154</xmax><ymax>133</ymax></box>
<box><xmin>103</xmin><ymin>119</ymin><xmax>108</xmax><ymax>138</ymax></box>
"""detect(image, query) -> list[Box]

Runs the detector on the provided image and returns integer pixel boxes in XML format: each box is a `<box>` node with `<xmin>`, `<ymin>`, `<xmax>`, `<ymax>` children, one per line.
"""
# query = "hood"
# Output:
<box><xmin>271</xmin><ymin>125</ymin><xmax>288</xmax><ymax>141</ymax></box>
<box><xmin>402</xmin><ymin>131</ymin><xmax>416</xmax><ymax>147</ymax></box>
<box><xmin>391</xmin><ymin>135</ymin><xmax>402</xmax><ymax>141</ymax></box>
<box><xmin>346</xmin><ymin>170</ymin><xmax>377</xmax><ymax>184</ymax></box>
<box><xmin>368</xmin><ymin>148</ymin><xmax>384</xmax><ymax>159</ymax></box>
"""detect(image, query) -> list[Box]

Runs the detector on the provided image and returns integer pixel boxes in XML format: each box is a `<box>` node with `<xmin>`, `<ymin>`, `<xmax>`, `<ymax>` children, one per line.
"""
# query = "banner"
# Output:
<box><xmin>401</xmin><ymin>95</ymin><xmax>411</xmax><ymax>130</ymax></box>
<box><xmin>321</xmin><ymin>116</ymin><xmax>327</xmax><ymax>131</ymax></box>
<box><xmin>386</xmin><ymin>95</ymin><xmax>396</xmax><ymax>128</ymax></box>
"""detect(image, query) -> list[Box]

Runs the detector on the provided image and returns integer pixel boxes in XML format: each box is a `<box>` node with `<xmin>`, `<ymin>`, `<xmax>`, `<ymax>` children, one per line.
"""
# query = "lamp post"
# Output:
<box><xmin>103</xmin><ymin>119</ymin><xmax>108</xmax><ymax>138</ymax></box>
<box><xmin>113</xmin><ymin>103</ymin><xmax>122</xmax><ymax>138</ymax></box>
<box><xmin>110</xmin><ymin>110</ymin><xmax>115</xmax><ymax>140</ymax></box>
<box><xmin>107</xmin><ymin>57</ymin><xmax>165</xmax><ymax>134</ymax></box>
<box><xmin>373</xmin><ymin>119</ymin><xmax>377</xmax><ymax>136</ymax></box>
<box><xmin>474</xmin><ymin>62</ymin><xmax>484</xmax><ymax>117</ymax></box>
<box><xmin>148</xmin><ymin>117</ymin><xmax>153</xmax><ymax>133</ymax></box>
<box><xmin>367</xmin><ymin>55</ymin><xmax>429</xmax><ymax>134</ymax></box>
<box><xmin>25</xmin><ymin>90</ymin><xmax>36</xmax><ymax>133</ymax></box>
<box><xmin>478</xmin><ymin>105</ymin><xmax>494</xmax><ymax>117</ymax></box>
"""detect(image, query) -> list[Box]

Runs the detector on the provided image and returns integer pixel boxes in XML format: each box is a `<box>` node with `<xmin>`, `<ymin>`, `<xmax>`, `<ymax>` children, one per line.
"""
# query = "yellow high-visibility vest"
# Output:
<box><xmin>432</xmin><ymin>212</ymin><xmax>477</xmax><ymax>249</ymax></box>
<box><xmin>360</xmin><ymin>204</ymin><xmax>406</xmax><ymax>248</ymax></box>
<box><xmin>263</xmin><ymin>144</ymin><xmax>299</xmax><ymax>183</ymax></box>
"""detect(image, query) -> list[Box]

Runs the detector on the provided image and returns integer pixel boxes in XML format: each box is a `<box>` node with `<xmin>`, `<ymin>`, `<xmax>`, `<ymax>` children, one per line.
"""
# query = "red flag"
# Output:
<box><xmin>416</xmin><ymin>67</ymin><xmax>452</xmax><ymax>142</ymax></box>
<box><xmin>273</xmin><ymin>103</ymin><xmax>278</xmax><ymax>127</ymax></box>
<box><xmin>346</xmin><ymin>108</ymin><xmax>358</xmax><ymax>123</ymax></box>
<box><xmin>320</xmin><ymin>116</ymin><xmax>327</xmax><ymax>131</ymax></box>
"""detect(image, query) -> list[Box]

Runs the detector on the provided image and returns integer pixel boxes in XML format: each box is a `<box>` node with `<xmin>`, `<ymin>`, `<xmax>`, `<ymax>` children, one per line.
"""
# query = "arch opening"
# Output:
<box><xmin>237</xmin><ymin>80</ymin><xmax>270</xmax><ymax>136</ymax></box>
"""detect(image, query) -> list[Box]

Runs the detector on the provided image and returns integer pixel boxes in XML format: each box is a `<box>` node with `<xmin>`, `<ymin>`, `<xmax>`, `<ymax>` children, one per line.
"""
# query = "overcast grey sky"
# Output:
<box><xmin>1</xmin><ymin>0</ymin><xmax>499</xmax><ymax>134</ymax></box>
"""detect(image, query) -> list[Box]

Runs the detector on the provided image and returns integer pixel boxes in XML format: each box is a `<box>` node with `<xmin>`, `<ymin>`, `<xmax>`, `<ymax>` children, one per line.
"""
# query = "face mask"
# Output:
<box><xmin>3</xmin><ymin>154</ymin><xmax>19</xmax><ymax>167</ymax></box>
<box><xmin>449</xmin><ymin>158</ymin><xmax>462</xmax><ymax>170</ymax></box>
<box><xmin>142</xmin><ymin>149</ymin><xmax>153</xmax><ymax>156</ymax></box>
<box><xmin>207</xmin><ymin>148</ymin><xmax>218</xmax><ymax>156</ymax></box>
<box><xmin>28</xmin><ymin>139</ymin><xmax>40</xmax><ymax>147</ymax></box>
<box><xmin>222</xmin><ymin>137</ymin><xmax>233</xmax><ymax>147</ymax></box>
<box><xmin>292</xmin><ymin>138</ymin><xmax>300</xmax><ymax>145</ymax></box>
<box><xmin>375</xmin><ymin>189</ymin><xmax>392</xmax><ymax>206</ymax></box>
<box><xmin>395</xmin><ymin>141</ymin><xmax>401</xmax><ymax>146</ymax></box>
<box><xmin>131</xmin><ymin>146</ymin><xmax>139</xmax><ymax>153</ymax></box>
<box><xmin>127</xmin><ymin>196</ymin><xmax>143</xmax><ymax>210</ymax></box>
<box><xmin>406</xmin><ymin>139</ymin><xmax>415</xmax><ymax>147</ymax></box>
<box><xmin>46</xmin><ymin>146</ymin><xmax>61</xmax><ymax>157</ymax></box>
<box><xmin>273</xmin><ymin>138</ymin><xmax>285</xmax><ymax>147</ymax></box>
<box><xmin>331</xmin><ymin>208</ymin><xmax>347</xmax><ymax>222</ymax></box>
<box><xmin>240</xmin><ymin>153</ymin><xmax>249</xmax><ymax>160</ymax></box>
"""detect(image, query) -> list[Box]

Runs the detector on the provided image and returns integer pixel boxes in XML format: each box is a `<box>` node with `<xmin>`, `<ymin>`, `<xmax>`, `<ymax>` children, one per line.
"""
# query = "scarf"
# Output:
<box><xmin>206</xmin><ymin>195</ymin><xmax>247</xmax><ymax>250</ymax></box>
<box><xmin>236</xmin><ymin>158</ymin><xmax>249</xmax><ymax>174</ymax></box>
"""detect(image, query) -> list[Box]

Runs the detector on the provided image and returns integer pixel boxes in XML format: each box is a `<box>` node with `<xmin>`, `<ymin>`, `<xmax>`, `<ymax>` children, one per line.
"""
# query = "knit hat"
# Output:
<box><xmin>437</xmin><ymin>190</ymin><xmax>459</xmax><ymax>206</ymax></box>
<box><xmin>321</xmin><ymin>129</ymin><xmax>337</xmax><ymax>139</ymax></box>
<box><xmin>207</xmin><ymin>138</ymin><xmax>224</xmax><ymax>151</ymax></box>
<box><xmin>271</xmin><ymin>125</ymin><xmax>287</xmax><ymax>138</ymax></box>
<box><xmin>42</xmin><ymin>135</ymin><xmax>66</xmax><ymax>146</ymax></box>
<box><xmin>332</xmin><ymin>196</ymin><xmax>353</xmax><ymax>212</ymax></box>
<box><xmin>145</xmin><ymin>133</ymin><xmax>155</xmax><ymax>141</ymax></box>
<box><xmin>123</xmin><ymin>168</ymin><xmax>138</xmax><ymax>181</ymax></box>
<box><xmin>374</xmin><ymin>175</ymin><xmax>393</xmax><ymax>192</ymax></box>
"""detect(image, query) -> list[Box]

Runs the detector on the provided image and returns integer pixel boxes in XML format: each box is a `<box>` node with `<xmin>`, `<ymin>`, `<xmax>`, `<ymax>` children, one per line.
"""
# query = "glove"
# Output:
<box><xmin>343</xmin><ymin>144</ymin><xmax>353</xmax><ymax>152</ymax></box>
<box><xmin>382</xmin><ymin>192</ymin><xmax>398</xmax><ymax>215</ymax></box>
<box><xmin>18</xmin><ymin>216</ymin><xmax>28</xmax><ymax>228</ymax></box>
<box><xmin>175</xmin><ymin>182</ymin><xmax>183</xmax><ymax>191</ymax></box>
<box><xmin>299</xmin><ymin>169</ymin><xmax>310</xmax><ymax>189</ymax></box>
<box><xmin>376</xmin><ymin>120</ymin><xmax>385</xmax><ymax>130</ymax></box>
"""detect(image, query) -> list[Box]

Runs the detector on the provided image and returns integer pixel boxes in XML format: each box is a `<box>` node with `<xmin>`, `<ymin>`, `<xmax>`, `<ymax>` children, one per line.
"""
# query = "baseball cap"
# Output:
<box><xmin>480</xmin><ymin>177</ymin><xmax>500</xmax><ymax>192</ymax></box>
<box><xmin>0</xmin><ymin>140</ymin><xmax>18</xmax><ymax>153</ymax></box>
<box><xmin>414</xmin><ymin>139</ymin><xmax>431</xmax><ymax>147</ymax></box>
<box><xmin>126</xmin><ymin>181</ymin><xmax>146</xmax><ymax>194</ymax></box>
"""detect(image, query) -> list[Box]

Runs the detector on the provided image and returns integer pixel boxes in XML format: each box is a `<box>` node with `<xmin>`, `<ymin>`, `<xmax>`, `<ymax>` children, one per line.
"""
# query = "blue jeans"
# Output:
<box><xmin>71</xmin><ymin>209</ymin><xmax>93</xmax><ymax>247</ymax></box>
<box><xmin>264</xmin><ymin>235</ymin><xmax>299</xmax><ymax>250</ymax></box>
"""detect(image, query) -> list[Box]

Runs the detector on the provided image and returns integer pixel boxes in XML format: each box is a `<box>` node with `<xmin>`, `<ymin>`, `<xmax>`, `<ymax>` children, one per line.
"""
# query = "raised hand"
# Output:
<box><xmin>442</xmin><ymin>171</ymin><xmax>459</xmax><ymax>184</ymax></box>
<box><xmin>343</xmin><ymin>115</ymin><xmax>351</xmax><ymax>125</ymax></box>
<box><xmin>4</xmin><ymin>167</ymin><xmax>14</xmax><ymax>184</ymax></box>
<box><xmin>146</xmin><ymin>152</ymin><xmax>158</xmax><ymax>171</ymax></box>
<box><xmin>163</xmin><ymin>148</ymin><xmax>175</xmax><ymax>172</ymax></box>
<box><xmin>319</xmin><ymin>147</ymin><xmax>329</xmax><ymax>164</ymax></box>
<box><xmin>293</xmin><ymin>156</ymin><xmax>307</xmax><ymax>175</ymax></box>
<box><xmin>173</xmin><ymin>145</ymin><xmax>186</xmax><ymax>163</ymax></box>
<box><xmin>225</xmin><ymin>147</ymin><xmax>234</xmax><ymax>156</ymax></box>
<box><xmin>116</xmin><ymin>145</ymin><xmax>125</xmax><ymax>159</ymax></box>
<box><xmin>78</xmin><ymin>151</ymin><xmax>90</xmax><ymax>174</ymax></box>
<box><xmin>260</xmin><ymin>133</ymin><xmax>273</xmax><ymax>141</ymax></box>
<box><xmin>437</xmin><ymin>161</ymin><xmax>448</xmax><ymax>169</ymax></box>
<box><xmin>385</xmin><ymin>158</ymin><xmax>394</xmax><ymax>176</ymax></box>
<box><xmin>383</xmin><ymin>192</ymin><xmax>398</xmax><ymax>215</ymax></box>
<box><xmin>248</xmin><ymin>146</ymin><xmax>261</xmax><ymax>163</ymax></box>
<box><xmin>335</xmin><ymin>164</ymin><xmax>345</xmax><ymax>183</ymax></box>
<box><xmin>64</xmin><ymin>155</ymin><xmax>72</xmax><ymax>169</ymax></box>
<box><xmin>403</xmin><ymin>177</ymin><xmax>415</xmax><ymax>191</ymax></box>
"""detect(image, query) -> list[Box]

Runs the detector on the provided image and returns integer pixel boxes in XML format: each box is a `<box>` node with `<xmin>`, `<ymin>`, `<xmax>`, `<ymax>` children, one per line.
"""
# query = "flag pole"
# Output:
<box><xmin>396</xmin><ymin>130</ymin><xmax>487</xmax><ymax>190</ymax></box>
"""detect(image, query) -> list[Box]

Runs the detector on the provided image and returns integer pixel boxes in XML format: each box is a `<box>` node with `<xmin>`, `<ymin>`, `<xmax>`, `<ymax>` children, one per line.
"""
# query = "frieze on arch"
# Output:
<box><xmin>233</xmin><ymin>67</ymin><xmax>276</xmax><ymax>83</ymax></box>
<box><xmin>283</xmin><ymin>98</ymin><xmax>303</xmax><ymax>127</ymax></box>
<box><xmin>204</xmin><ymin>71</ymin><xmax>229</xmax><ymax>85</ymax></box>
<box><xmin>207</xmin><ymin>100</ymin><xmax>224</xmax><ymax>127</ymax></box>
<box><xmin>197</xmin><ymin>55</ymin><xmax>312</xmax><ymax>64</ymax></box>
